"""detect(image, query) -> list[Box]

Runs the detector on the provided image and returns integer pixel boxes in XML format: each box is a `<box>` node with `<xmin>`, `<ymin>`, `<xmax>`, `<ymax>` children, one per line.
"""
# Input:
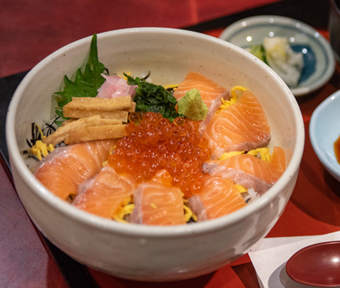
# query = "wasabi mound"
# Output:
<box><xmin>177</xmin><ymin>88</ymin><xmax>208</xmax><ymax>121</ymax></box>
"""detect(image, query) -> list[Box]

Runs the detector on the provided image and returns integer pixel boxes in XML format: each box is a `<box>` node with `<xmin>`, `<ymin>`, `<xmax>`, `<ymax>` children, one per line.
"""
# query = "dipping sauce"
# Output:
<box><xmin>334</xmin><ymin>135</ymin><xmax>340</xmax><ymax>164</ymax></box>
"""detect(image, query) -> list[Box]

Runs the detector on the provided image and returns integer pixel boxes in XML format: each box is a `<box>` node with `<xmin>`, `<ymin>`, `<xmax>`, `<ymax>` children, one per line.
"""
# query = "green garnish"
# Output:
<box><xmin>177</xmin><ymin>88</ymin><xmax>208</xmax><ymax>121</ymax></box>
<box><xmin>54</xmin><ymin>34</ymin><xmax>107</xmax><ymax>125</ymax></box>
<box><xmin>124</xmin><ymin>74</ymin><xmax>180</xmax><ymax>122</ymax></box>
<box><xmin>249</xmin><ymin>44</ymin><xmax>268</xmax><ymax>64</ymax></box>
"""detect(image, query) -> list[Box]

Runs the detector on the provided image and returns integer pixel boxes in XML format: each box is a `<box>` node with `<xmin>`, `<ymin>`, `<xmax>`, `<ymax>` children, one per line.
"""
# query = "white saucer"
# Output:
<box><xmin>310</xmin><ymin>89</ymin><xmax>340</xmax><ymax>182</ymax></box>
<box><xmin>219</xmin><ymin>15</ymin><xmax>335</xmax><ymax>97</ymax></box>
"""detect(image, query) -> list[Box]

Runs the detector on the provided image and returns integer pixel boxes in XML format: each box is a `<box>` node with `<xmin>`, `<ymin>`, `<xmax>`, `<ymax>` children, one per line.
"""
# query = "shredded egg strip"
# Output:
<box><xmin>235</xmin><ymin>184</ymin><xmax>248</xmax><ymax>194</ymax></box>
<box><xmin>163</xmin><ymin>84</ymin><xmax>178</xmax><ymax>90</ymax></box>
<box><xmin>217</xmin><ymin>85</ymin><xmax>247</xmax><ymax>113</ymax></box>
<box><xmin>113</xmin><ymin>196</ymin><xmax>135</xmax><ymax>223</ymax></box>
<box><xmin>247</xmin><ymin>147</ymin><xmax>272</xmax><ymax>162</ymax></box>
<box><xmin>220</xmin><ymin>150</ymin><xmax>245</xmax><ymax>160</ymax></box>
<box><xmin>29</xmin><ymin>124</ymin><xmax>54</xmax><ymax>160</ymax></box>
<box><xmin>183</xmin><ymin>198</ymin><xmax>197</xmax><ymax>222</ymax></box>
<box><xmin>219</xmin><ymin>147</ymin><xmax>271</xmax><ymax>162</ymax></box>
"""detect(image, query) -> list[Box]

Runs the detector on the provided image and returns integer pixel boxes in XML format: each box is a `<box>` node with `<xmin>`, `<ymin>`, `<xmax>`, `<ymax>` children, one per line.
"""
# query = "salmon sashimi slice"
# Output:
<box><xmin>203</xmin><ymin>146</ymin><xmax>286</xmax><ymax>193</ymax></box>
<box><xmin>174</xmin><ymin>71</ymin><xmax>229</xmax><ymax>108</ymax></box>
<box><xmin>34</xmin><ymin>140</ymin><xmax>115</xmax><ymax>200</ymax></box>
<box><xmin>130</xmin><ymin>170</ymin><xmax>186</xmax><ymax>225</ymax></box>
<box><xmin>189</xmin><ymin>175</ymin><xmax>247</xmax><ymax>221</ymax></box>
<box><xmin>174</xmin><ymin>71</ymin><xmax>229</xmax><ymax>124</ymax></box>
<box><xmin>202</xmin><ymin>90</ymin><xmax>271</xmax><ymax>159</ymax></box>
<box><xmin>72</xmin><ymin>165</ymin><xmax>137</xmax><ymax>219</ymax></box>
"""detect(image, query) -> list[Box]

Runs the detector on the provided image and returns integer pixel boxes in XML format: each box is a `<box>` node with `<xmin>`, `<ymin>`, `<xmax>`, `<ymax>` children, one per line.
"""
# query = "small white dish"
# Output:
<box><xmin>310</xmin><ymin>90</ymin><xmax>340</xmax><ymax>182</ymax></box>
<box><xmin>219</xmin><ymin>15</ymin><xmax>335</xmax><ymax>97</ymax></box>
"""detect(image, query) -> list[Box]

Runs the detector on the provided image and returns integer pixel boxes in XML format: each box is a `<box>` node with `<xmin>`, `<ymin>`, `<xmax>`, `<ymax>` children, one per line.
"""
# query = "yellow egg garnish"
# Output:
<box><xmin>217</xmin><ymin>85</ymin><xmax>247</xmax><ymax>113</ymax></box>
<box><xmin>30</xmin><ymin>140</ymin><xmax>54</xmax><ymax>161</ymax></box>
<box><xmin>247</xmin><ymin>147</ymin><xmax>272</xmax><ymax>161</ymax></box>
<box><xmin>220</xmin><ymin>150</ymin><xmax>245</xmax><ymax>160</ymax></box>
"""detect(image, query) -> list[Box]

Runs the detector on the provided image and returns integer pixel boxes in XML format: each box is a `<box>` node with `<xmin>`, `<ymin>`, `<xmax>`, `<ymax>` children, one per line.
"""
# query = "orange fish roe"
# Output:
<box><xmin>108</xmin><ymin>112</ymin><xmax>212</xmax><ymax>197</ymax></box>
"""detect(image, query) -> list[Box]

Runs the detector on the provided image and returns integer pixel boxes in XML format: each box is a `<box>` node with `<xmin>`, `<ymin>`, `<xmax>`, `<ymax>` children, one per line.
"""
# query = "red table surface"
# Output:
<box><xmin>0</xmin><ymin>0</ymin><xmax>281</xmax><ymax>79</ymax></box>
<box><xmin>1</xmin><ymin>30</ymin><xmax>340</xmax><ymax>288</ymax></box>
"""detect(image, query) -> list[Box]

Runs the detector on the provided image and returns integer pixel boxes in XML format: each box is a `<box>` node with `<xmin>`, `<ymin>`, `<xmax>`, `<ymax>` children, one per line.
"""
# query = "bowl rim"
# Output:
<box><xmin>6</xmin><ymin>27</ymin><xmax>305</xmax><ymax>237</ymax></box>
<box><xmin>219</xmin><ymin>15</ymin><xmax>336</xmax><ymax>97</ymax></box>
<box><xmin>309</xmin><ymin>89</ymin><xmax>340</xmax><ymax>179</ymax></box>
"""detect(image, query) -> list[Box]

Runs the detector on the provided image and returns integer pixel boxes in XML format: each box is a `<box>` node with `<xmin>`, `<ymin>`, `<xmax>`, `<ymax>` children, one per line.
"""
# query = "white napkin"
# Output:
<box><xmin>248</xmin><ymin>231</ymin><xmax>340</xmax><ymax>288</ymax></box>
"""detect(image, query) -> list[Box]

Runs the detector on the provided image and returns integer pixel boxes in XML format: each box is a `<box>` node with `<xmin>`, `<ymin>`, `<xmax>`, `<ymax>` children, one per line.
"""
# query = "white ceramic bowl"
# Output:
<box><xmin>310</xmin><ymin>90</ymin><xmax>340</xmax><ymax>182</ymax></box>
<box><xmin>219</xmin><ymin>15</ymin><xmax>335</xmax><ymax>97</ymax></box>
<box><xmin>6</xmin><ymin>28</ymin><xmax>305</xmax><ymax>281</ymax></box>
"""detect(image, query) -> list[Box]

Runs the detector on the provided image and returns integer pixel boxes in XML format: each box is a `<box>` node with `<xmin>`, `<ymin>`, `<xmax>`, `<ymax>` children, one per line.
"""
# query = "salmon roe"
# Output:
<box><xmin>108</xmin><ymin>112</ymin><xmax>212</xmax><ymax>197</ymax></box>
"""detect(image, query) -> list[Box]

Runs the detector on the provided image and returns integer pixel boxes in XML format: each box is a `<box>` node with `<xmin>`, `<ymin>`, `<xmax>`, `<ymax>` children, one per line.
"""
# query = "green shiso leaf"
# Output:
<box><xmin>125</xmin><ymin>73</ymin><xmax>180</xmax><ymax>122</ymax></box>
<box><xmin>54</xmin><ymin>34</ymin><xmax>107</xmax><ymax>125</ymax></box>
